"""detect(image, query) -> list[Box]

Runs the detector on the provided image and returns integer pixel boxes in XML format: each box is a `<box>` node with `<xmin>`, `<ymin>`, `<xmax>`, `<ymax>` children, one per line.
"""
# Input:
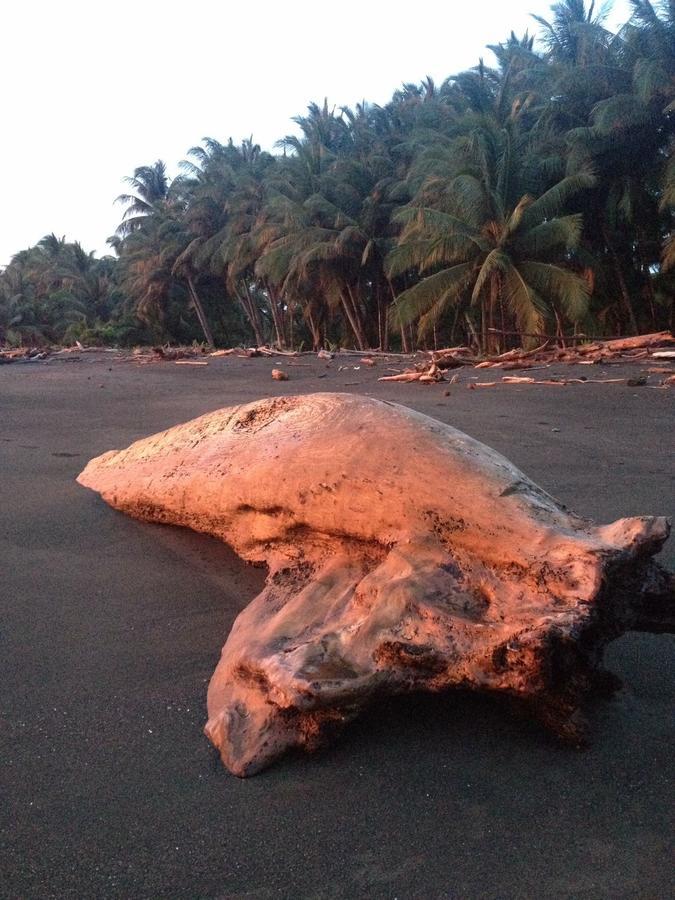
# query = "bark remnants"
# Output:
<box><xmin>77</xmin><ymin>393</ymin><xmax>673</xmax><ymax>776</ymax></box>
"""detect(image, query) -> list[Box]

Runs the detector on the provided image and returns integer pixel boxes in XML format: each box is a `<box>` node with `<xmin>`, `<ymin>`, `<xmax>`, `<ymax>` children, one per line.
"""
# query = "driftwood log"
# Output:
<box><xmin>77</xmin><ymin>393</ymin><xmax>673</xmax><ymax>776</ymax></box>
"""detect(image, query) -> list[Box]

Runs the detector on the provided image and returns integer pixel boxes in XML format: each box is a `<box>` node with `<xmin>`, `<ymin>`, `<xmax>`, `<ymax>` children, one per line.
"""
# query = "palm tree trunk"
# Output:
<box><xmin>499</xmin><ymin>290</ymin><xmax>507</xmax><ymax>351</ymax></box>
<box><xmin>385</xmin><ymin>277</ymin><xmax>406</xmax><ymax>351</ymax></box>
<box><xmin>187</xmin><ymin>276</ymin><xmax>214</xmax><ymax>348</ymax></box>
<box><xmin>602</xmin><ymin>227</ymin><xmax>638</xmax><ymax>334</ymax></box>
<box><xmin>376</xmin><ymin>282</ymin><xmax>385</xmax><ymax>351</ymax></box>
<box><xmin>552</xmin><ymin>307</ymin><xmax>565</xmax><ymax>348</ymax></box>
<box><xmin>637</xmin><ymin>234</ymin><xmax>657</xmax><ymax>329</ymax></box>
<box><xmin>264</xmin><ymin>280</ymin><xmax>285</xmax><ymax>348</ymax></box>
<box><xmin>451</xmin><ymin>305</ymin><xmax>461</xmax><ymax>345</ymax></box>
<box><xmin>465</xmin><ymin>313</ymin><xmax>480</xmax><ymax>353</ymax></box>
<box><xmin>488</xmin><ymin>274</ymin><xmax>499</xmax><ymax>354</ymax></box>
<box><xmin>480</xmin><ymin>294</ymin><xmax>488</xmax><ymax>354</ymax></box>
<box><xmin>234</xmin><ymin>285</ymin><xmax>261</xmax><ymax>346</ymax></box>
<box><xmin>381</xmin><ymin>281</ymin><xmax>389</xmax><ymax>352</ymax></box>
<box><xmin>307</xmin><ymin>309</ymin><xmax>321</xmax><ymax>351</ymax></box>
<box><xmin>340</xmin><ymin>294</ymin><xmax>365</xmax><ymax>350</ymax></box>
<box><xmin>346</xmin><ymin>283</ymin><xmax>368</xmax><ymax>350</ymax></box>
<box><xmin>242</xmin><ymin>281</ymin><xmax>265</xmax><ymax>346</ymax></box>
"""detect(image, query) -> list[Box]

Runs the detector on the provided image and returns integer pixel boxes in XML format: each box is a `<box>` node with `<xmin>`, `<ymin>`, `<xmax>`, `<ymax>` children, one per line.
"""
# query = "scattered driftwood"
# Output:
<box><xmin>470</xmin><ymin>376</ymin><xmax>644</xmax><ymax>389</ymax></box>
<box><xmin>0</xmin><ymin>347</ymin><xmax>51</xmax><ymax>364</ymax></box>
<box><xmin>3</xmin><ymin>332</ymin><xmax>672</xmax><ymax>374</ymax></box>
<box><xmin>466</xmin><ymin>331</ymin><xmax>674</xmax><ymax>370</ymax></box>
<box><xmin>151</xmin><ymin>345</ymin><xmax>208</xmax><ymax>361</ymax></box>
<box><xmin>384</xmin><ymin>332</ymin><xmax>675</xmax><ymax>385</ymax></box>
<box><xmin>379</xmin><ymin>362</ymin><xmax>444</xmax><ymax>383</ymax></box>
<box><xmin>336</xmin><ymin>348</ymin><xmax>418</xmax><ymax>358</ymax></box>
<box><xmin>77</xmin><ymin>394</ymin><xmax>674</xmax><ymax>777</ymax></box>
<box><xmin>254</xmin><ymin>346</ymin><xmax>299</xmax><ymax>357</ymax></box>
<box><xmin>431</xmin><ymin>346</ymin><xmax>478</xmax><ymax>369</ymax></box>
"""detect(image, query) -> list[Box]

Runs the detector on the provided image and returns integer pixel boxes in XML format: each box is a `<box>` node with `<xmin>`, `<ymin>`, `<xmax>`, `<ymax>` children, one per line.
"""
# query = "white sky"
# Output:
<box><xmin>1</xmin><ymin>0</ymin><xmax>631</xmax><ymax>264</ymax></box>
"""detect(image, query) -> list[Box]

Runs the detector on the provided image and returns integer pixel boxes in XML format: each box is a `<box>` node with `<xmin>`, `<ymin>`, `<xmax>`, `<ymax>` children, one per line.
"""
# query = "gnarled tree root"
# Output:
<box><xmin>77</xmin><ymin>393</ymin><xmax>674</xmax><ymax>776</ymax></box>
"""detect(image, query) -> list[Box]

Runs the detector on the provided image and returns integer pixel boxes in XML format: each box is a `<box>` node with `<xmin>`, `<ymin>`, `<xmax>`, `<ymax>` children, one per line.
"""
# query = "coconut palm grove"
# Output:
<box><xmin>2</xmin><ymin>1</ymin><xmax>674</xmax><ymax>353</ymax></box>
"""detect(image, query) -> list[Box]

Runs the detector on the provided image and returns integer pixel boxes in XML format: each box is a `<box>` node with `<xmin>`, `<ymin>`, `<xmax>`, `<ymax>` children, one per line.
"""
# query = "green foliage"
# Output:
<box><xmin>2</xmin><ymin>1</ymin><xmax>673</xmax><ymax>351</ymax></box>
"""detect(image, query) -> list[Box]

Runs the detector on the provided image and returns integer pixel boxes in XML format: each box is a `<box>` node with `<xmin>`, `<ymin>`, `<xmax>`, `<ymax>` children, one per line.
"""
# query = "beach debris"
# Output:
<box><xmin>271</xmin><ymin>368</ymin><xmax>289</xmax><ymax>381</ymax></box>
<box><xmin>373</xmin><ymin>332</ymin><xmax>674</xmax><ymax>385</ymax></box>
<box><xmin>457</xmin><ymin>331</ymin><xmax>674</xmax><ymax>369</ymax></box>
<box><xmin>152</xmin><ymin>345</ymin><xmax>207</xmax><ymax>361</ymax></box>
<box><xmin>255</xmin><ymin>346</ymin><xmax>299</xmax><ymax>357</ymax></box>
<box><xmin>2</xmin><ymin>332</ymin><xmax>671</xmax><ymax>370</ymax></box>
<box><xmin>175</xmin><ymin>360</ymin><xmax>209</xmax><ymax>366</ymax></box>
<box><xmin>378</xmin><ymin>362</ymin><xmax>444</xmax><ymax>383</ymax></box>
<box><xmin>77</xmin><ymin>394</ymin><xmax>674</xmax><ymax>777</ymax></box>
<box><xmin>0</xmin><ymin>347</ymin><xmax>50</xmax><ymax>363</ymax></box>
<box><xmin>469</xmin><ymin>376</ymin><xmax>641</xmax><ymax>389</ymax></box>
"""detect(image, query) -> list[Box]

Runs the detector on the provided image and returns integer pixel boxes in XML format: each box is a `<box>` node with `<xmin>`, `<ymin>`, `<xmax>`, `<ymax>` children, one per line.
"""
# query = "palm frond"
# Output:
<box><xmin>386</xmin><ymin>240</ymin><xmax>436</xmax><ymax>277</ymax></box>
<box><xmin>389</xmin><ymin>262</ymin><xmax>474</xmax><ymax>329</ymax></box>
<box><xmin>513</xmin><ymin>214</ymin><xmax>584</xmax><ymax>256</ymax></box>
<box><xmin>519</xmin><ymin>171</ymin><xmax>595</xmax><ymax>230</ymax></box>
<box><xmin>501</xmin><ymin>263</ymin><xmax>546</xmax><ymax>335</ymax></box>
<box><xmin>471</xmin><ymin>249</ymin><xmax>510</xmax><ymax>303</ymax></box>
<box><xmin>518</xmin><ymin>261</ymin><xmax>590</xmax><ymax>321</ymax></box>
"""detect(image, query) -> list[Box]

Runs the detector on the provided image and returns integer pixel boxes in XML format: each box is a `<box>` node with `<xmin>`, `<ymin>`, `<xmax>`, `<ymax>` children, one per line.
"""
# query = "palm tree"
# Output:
<box><xmin>0</xmin><ymin>238</ymin><xmax>102</xmax><ymax>344</ymax></box>
<box><xmin>662</xmin><ymin>151</ymin><xmax>675</xmax><ymax>271</ymax></box>
<box><xmin>623</xmin><ymin>0</ymin><xmax>675</xmax><ymax>285</ymax></box>
<box><xmin>532</xmin><ymin>0</ymin><xmax>614</xmax><ymax>66</ymax></box>
<box><xmin>388</xmin><ymin>126</ymin><xmax>594</xmax><ymax>350</ymax></box>
<box><xmin>174</xmin><ymin>138</ymin><xmax>276</xmax><ymax>345</ymax></box>
<box><xmin>6</xmin><ymin>1</ymin><xmax>675</xmax><ymax>349</ymax></box>
<box><xmin>113</xmin><ymin>159</ymin><xmax>216</xmax><ymax>345</ymax></box>
<box><xmin>114</xmin><ymin>160</ymin><xmax>173</xmax><ymax>237</ymax></box>
<box><xmin>563</xmin><ymin>0</ymin><xmax>675</xmax><ymax>327</ymax></box>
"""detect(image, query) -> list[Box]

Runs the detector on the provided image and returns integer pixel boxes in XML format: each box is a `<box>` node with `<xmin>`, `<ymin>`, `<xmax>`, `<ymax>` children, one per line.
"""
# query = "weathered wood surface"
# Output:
<box><xmin>77</xmin><ymin>394</ymin><xmax>673</xmax><ymax>776</ymax></box>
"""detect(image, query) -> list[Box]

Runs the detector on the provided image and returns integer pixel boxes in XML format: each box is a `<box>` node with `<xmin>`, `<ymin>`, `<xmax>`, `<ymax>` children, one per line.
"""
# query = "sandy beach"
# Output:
<box><xmin>1</xmin><ymin>351</ymin><xmax>673</xmax><ymax>899</ymax></box>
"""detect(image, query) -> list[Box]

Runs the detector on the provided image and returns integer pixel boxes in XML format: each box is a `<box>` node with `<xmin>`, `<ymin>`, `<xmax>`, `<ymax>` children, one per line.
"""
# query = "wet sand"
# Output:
<box><xmin>1</xmin><ymin>352</ymin><xmax>673</xmax><ymax>899</ymax></box>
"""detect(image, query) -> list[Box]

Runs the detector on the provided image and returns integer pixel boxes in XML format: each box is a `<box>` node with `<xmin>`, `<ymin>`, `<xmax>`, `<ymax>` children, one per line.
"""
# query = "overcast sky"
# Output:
<box><xmin>1</xmin><ymin>0</ymin><xmax>631</xmax><ymax>264</ymax></box>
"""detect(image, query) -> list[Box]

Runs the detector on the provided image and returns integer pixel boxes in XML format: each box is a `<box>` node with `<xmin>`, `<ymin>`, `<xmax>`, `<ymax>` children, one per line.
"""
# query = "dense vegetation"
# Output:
<box><xmin>2</xmin><ymin>0</ymin><xmax>674</xmax><ymax>352</ymax></box>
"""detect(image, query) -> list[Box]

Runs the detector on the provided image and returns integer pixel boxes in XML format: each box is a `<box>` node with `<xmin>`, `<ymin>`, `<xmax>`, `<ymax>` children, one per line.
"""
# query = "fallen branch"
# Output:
<box><xmin>378</xmin><ymin>362</ymin><xmax>444</xmax><ymax>383</ymax></box>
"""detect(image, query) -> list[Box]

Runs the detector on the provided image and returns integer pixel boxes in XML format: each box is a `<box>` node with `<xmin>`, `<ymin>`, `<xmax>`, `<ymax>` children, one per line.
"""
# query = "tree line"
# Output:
<box><xmin>1</xmin><ymin>0</ymin><xmax>673</xmax><ymax>353</ymax></box>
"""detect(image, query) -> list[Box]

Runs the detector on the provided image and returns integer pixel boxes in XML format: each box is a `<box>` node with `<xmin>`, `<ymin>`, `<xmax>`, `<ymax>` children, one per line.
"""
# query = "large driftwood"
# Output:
<box><xmin>77</xmin><ymin>394</ymin><xmax>673</xmax><ymax>776</ymax></box>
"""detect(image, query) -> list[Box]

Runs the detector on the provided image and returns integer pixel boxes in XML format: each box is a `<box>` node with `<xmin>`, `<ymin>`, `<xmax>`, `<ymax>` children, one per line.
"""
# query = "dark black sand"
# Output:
<box><xmin>1</xmin><ymin>352</ymin><xmax>673</xmax><ymax>899</ymax></box>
